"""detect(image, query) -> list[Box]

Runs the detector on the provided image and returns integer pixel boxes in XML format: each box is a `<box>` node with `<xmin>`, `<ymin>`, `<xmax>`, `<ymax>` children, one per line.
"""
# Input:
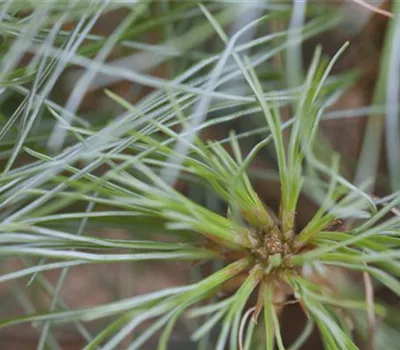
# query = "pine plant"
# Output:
<box><xmin>0</xmin><ymin>1</ymin><xmax>399</xmax><ymax>349</ymax></box>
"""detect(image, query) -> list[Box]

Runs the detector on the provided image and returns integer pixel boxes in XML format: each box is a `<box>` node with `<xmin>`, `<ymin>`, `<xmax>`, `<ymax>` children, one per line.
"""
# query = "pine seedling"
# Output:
<box><xmin>0</xmin><ymin>1</ymin><xmax>398</xmax><ymax>349</ymax></box>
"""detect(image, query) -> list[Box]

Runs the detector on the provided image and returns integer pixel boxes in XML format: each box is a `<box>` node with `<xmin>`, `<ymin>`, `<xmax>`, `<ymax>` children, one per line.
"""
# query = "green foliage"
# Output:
<box><xmin>0</xmin><ymin>1</ymin><xmax>399</xmax><ymax>349</ymax></box>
